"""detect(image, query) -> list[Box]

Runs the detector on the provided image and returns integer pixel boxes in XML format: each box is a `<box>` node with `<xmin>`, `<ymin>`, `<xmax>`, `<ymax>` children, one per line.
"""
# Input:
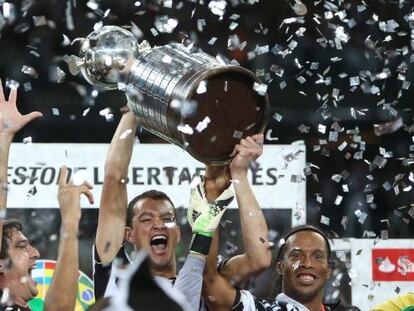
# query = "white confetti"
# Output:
<box><xmin>253</xmin><ymin>82</ymin><xmax>268</xmax><ymax>96</ymax></box>
<box><xmin>82</xmin><ymin>108</ymin><xmax>90</xmax><ymax>117</ymax></box>
<box><xmin>32</xmin><ymin>15</ymin><xmax>48</xmax><ymax>26</ymax></box>
<box><xmin>195</xmin><ymin>117</ymin><xmax>211</xmax><ymax>132</ymax></box>
<box><xmin>320</xmin><ymin>215</ymin><xmax>330</xmax><ymax>225</ymax></box>
<box><xmin>21</xmin><ymin>65</ymin><xmax>39</xmax><ymax>78</ymax></box>
<box><xmin>208</xmin><ymin>0</ymin><xmax>227</xmax><ymax>17</ymax></box>
<box><xmin>338</xmin><ymin>141</ymin><xmax>347</xmax><ymax>151</ymax></box>
<box><xmin>318</xmin><ymin>124</ymin><xmax>326</xmax><ymax>134</ymax></box>
<box><xmin>196</xmin><ymin>81</ymin><xmax>208</xmax><ymax>94</ymax></box>
<box><xmin>99</xmin><ymin>108</ymin><xmax>113</xmax><ymax>121</ymax></box>
<box><xmin>273</xmin><ymin>112</ymin><xmax>283</xmax><ymax>122</ymax></box>
<box><xmin>350</xmin><ymin>76</ymin><xmax>360</xmax><ymax>86</ymax></box>
<box><xmin>290</xmin><ymin>0</ymin><xmax>307</xmax><ymax>16</ymax></box>
<box><xmin>208</xmin><ymin>37</ymin><xmax>218</xmax><ymax>45</ymax></box>
<box><xmin>87</xmin><ymin>0</ymin><xmax>99</xmax><ymax>10</ymax></box>
<box><xmin>154</xmin><ymin>16</ymin><xmax>178</xmax><ymax>34</ymax></box>
<box><xmin>265</xmin><ymin>129</ymin><xmax>278</xmax><ymax>141</ymax></box>
<box><xmin>23</xmin><ymin>136</ymin><xmax>32</xmax><ymax>144</ymax></box>
<box><xmin>233</xmin><ymin>130</ymin><xmax>243</xmax><ymax>139</ymax></box>
<box><xmin>177</xmin><ymin>124</ymin><xmax>194</xmax><ymax>135</ymax></box>
<box><xmin>334</xmin><ymin>195</ymin><xmax>343</xmax><ymax>205</ymax></box>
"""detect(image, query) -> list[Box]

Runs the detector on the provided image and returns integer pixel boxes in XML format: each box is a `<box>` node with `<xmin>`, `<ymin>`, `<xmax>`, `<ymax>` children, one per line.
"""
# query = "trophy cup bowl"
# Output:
<box><xmin>69</xmin><ymin>26</ymin><xmax>269</xmax><ymax>165</ymax></box>
<box><xmin>75</xmin><ymin>26</ymin><xmax>139</xmax><ymax>89</ymax></box>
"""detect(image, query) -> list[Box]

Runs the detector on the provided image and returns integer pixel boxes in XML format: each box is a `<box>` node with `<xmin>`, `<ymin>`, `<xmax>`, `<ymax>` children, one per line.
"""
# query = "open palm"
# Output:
<box><xmin>0</xmin><ymin>79</ymin><xmax>42</xmax><ymax>136</ymax></box>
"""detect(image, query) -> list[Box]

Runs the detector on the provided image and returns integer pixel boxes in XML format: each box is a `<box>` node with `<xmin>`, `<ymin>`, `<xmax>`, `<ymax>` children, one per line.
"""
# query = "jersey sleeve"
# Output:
<box><xmin>174</xmin><ymin>254</ymin><xmax>206</xmax><ymax>310</ymax></box>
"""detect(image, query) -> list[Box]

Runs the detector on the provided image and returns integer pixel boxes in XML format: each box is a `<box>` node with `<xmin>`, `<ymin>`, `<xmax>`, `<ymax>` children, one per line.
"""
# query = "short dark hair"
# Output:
<box><xmin>276</xmin><ymin>225</ymin><xmax>331</xmax><ymax>262</ymax></box>
<box><xmin>126</xmin><ymin>190</ymin><xmax>175</xmax><ymax>227</ymax></box>
<box><xmin>1</xmin><ymin>219</ymin><xmax>23</xmax><ymax>259</ymax></box>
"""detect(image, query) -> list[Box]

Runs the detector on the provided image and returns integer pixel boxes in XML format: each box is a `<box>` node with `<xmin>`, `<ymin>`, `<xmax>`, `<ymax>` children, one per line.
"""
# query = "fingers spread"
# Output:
<box><xmin>7</xmin><ymin>88</ymin><xmax>17</xmax><ymax>104</ymax></box>
<box><xmin>83</xmin><ymin>181</ymin><xmax>93</xmax><ymax>190</ymax></box>
<box><xmin>24</xmin><ymin>111</ymin><xmax>43</xmax><ymax>123</ymax></box>
<box><xmin>81</xmin><ymin>188</ymin><xmax>94</xmax><ymax>205</ymax></box>
<box><xmin>0</xmin><ymin>80</ymin><xmax>5</xmax><ymax>102</ymax></box>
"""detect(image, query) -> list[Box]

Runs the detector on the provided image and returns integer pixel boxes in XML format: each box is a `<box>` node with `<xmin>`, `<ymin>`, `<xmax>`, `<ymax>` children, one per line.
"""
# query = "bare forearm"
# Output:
<box><xmin>0</xmin><ymin>134</ymin><xmax>13</xmax><ymax>251</ymax></box>
<box><xmin>97</xmin><ymin>111</ymin><xmax>137</xmax><ymax>262</ymax></box>
<box><xmin>203</xmin><ymin>233</ymin><xmax>219</xmax><ymax>299</ymax></box>
<box><xmin>45</xmin><ymin>223</ymin><xmax>79</xmax><ymax>311</ymax></box>
<box><xmin>104</xmin><ymin>111</ymin><xmax>137</xmax><ymax>179</ymax></box>
<box><xmin>203</xmin><ymin>233</ymin><xmax>237</xmax><ymax>311</ymax></box>
<box><xmin>233</xmin><ymin>174</ymin><xmax>270</xmax><ymax>269</ymax></box>
<box><xmin>0</xmin><ymin>134</ymin><xmax>12</xmax><ymax>210</ymax></box>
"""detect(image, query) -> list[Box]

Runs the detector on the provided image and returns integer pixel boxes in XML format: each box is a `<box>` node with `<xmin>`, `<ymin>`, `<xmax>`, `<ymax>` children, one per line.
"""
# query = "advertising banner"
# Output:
<box><xmin>351</xmin><ymin>239</ymin><xmax>414</xmax><ymax>309</ymax></box>
<box><xmin>8</xmin><ymin>143</ymin><xmax>307</xmax><ymax>226</ymax></box>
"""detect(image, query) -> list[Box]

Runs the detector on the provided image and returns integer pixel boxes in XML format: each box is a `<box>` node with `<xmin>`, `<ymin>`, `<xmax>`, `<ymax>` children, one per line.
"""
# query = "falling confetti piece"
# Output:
<box><xmin>154</xmin><ymin>16</ymin><xmax>178</xmax><ymax>33</ymax></box>
<box><xmin>21</xmin><ymin>65</ymin><xmax>39</xmax><ymax>78</ymax></box>
<box><xmin>253</xmin><ymin>82</ymin><xmax>268</xmax><ymax>96</ymax></box>
<box><xmin>23</xmin><ymin>136</ymin><xmax>32</xmax><ymax>144</ymax></box>
<box><xmin>195</xmin><ymin>117</ymin><xmax>211</xmax><ymax>132</ymax></box>
<box><xmin>196</xmin><ymin>81</ymin><xmax>207</xmax><ymax>94</ymax></box>
<box><xmin>320</xmin><ymin>215</ymin><xmax>330</xmax><ymax>226</ymax></box>
<box><xmin>265</xmin><ymin>129</ymin><xmax>278</xmax><ymax>141</ymax></box>
<box><xmin>177</xmin><ymin>124</ymin><xmax>194</xmax><ymax>135</ymax></box>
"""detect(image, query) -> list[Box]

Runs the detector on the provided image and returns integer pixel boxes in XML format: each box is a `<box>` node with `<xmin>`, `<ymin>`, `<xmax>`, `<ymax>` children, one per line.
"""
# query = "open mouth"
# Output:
<box><xmin>296</xmin><ymin>273</ymin><xmax>316</xmax><ymax>284</ymax></box>
<box><xmin>28</xmin><ymin>264</ymin><xmax>36</xmax><ymax>275</ymax></box>
<box><xmin>150</xmin><ymin>235</ymin><xmax>168</xmax><ymax>255</ymax></box>
<box><xmin>28</xmin><ymin>264</ymin><xmax>38</xmax><ymax>288</ymax></box>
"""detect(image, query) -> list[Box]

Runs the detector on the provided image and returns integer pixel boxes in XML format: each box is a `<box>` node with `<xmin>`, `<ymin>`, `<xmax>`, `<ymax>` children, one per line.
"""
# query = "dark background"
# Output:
<box><xmin>2</xmin><ymin>0</ymin><xmax>414</xmax><ymax>309</ymax></box>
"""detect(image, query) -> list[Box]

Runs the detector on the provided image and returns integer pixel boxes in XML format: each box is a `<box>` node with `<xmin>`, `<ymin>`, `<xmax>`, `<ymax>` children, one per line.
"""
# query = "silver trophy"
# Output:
<box><xmin>68</xmin><ymin>25</ymin><xmax>269</xmax><ymax>165</ymax></box>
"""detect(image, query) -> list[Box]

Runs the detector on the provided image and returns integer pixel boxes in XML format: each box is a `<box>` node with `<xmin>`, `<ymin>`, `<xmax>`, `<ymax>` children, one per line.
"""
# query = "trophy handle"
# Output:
<box><xmin>65</xmin><ymin>55</ymin><xmax>84</xmax><ymax>76</ymax></box>
<box><xmin>65</xmin><ymin>37</ymin><xmax>87</xmax><ymax>76</ymax></box>
<box><xmin>71</xmin><ymin>37</ymin><xmax>86</xmax><ymax>46</ymax></box>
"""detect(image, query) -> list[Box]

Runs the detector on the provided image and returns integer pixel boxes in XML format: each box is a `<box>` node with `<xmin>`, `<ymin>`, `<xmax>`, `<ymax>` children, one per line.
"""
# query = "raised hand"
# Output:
<box><xmin>58</xmin><ymin>166</ymin><xmax>94</xmax><ymax>228</ymax></box>
<box><xmin>44</xmin><ymin>166</ymin><xmax>94</xmax><ymax>311</ymax></box>
<box><xmin>187</xmin><ymin>175</ymin><xmax>234</xmax><ymax>256</ymax></box>
<box><xmin>0</xmin><ymin>79</ymin><xmax>42</xmax><ymax>137</ymax></box>
<box><xmin>229</xmin><ymin>133</ymin><xmax>264</xmax><ymax>179</ymax></box>
<box><xmin>188</xmin><ymin>177</ymin><xmax>234</xmax><ymax>238</ymax></box>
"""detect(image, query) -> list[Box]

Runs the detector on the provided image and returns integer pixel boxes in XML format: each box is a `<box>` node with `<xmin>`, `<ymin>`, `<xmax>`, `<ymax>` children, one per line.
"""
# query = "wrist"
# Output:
<box><xmin>230</xmin><ymin>172</ymin><xmax>248</xmax><ymax>182</ymax></box>
<box><xmin>0</xmin><ymin>133</ymin><xmax>13</xmax><ymax>144</ymax></box>
<box><xmin>189</xmin><ymin>250</ymin><xmax>207</xmax><ymax>259</ymax></box>
<box><xmin>61</xmin><ymin>220</ymin><xmax>80</xmax><ymax>233</ymax></box>
<box><xmin>189</xmin><ymin>233</ymin><xmax>212</xmax><ymax>255</ymax></box>
<box><xmin>61</xmin><ymin>231</ymin><xmax>79</xmax><ymax>240</ymax></box>
<box><xmin>193</xmin><ymin>230</ymin><xmax>213</xmax><ymax>238</ymax></box>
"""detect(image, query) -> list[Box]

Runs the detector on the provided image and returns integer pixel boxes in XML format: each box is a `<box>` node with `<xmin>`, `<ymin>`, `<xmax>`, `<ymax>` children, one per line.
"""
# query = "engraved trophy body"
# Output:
<box><xmin>68</xmin><ymin>25</ymin><xmax>269</xmax><ymax>165</ymax></box>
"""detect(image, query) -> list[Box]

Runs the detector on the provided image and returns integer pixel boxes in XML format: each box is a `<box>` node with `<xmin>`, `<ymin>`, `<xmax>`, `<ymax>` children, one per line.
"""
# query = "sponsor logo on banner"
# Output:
<box><xmin>372</xmin><ymin>248</ymin><xmax>414</xmax><ymax>281</ymax></box>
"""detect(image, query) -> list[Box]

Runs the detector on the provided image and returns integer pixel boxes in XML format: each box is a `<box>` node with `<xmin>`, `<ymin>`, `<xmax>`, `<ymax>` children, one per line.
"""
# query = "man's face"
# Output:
<box><xmin>128</xmin><ymin>198</ymin><xmax>180</xmax><ymax>271</ymax></box>
<box><xmin>1</xmin><ymin>229</ymin><xmax>39</xmax><ymax>307</ymax></box>
<box><xmin>277</xmin><ymin>230</ymin><xmax>331</xmax><ymax>305</ymax></box>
